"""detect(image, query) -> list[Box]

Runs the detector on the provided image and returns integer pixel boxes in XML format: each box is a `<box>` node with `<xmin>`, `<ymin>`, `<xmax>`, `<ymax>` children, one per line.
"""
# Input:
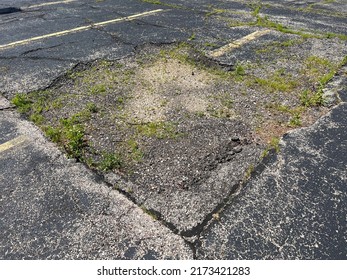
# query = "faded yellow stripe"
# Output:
<box><xmin>0</xmin><ymin>136</ymin><xmax>28</xmax><ymax>153</ymax></box>
<box><xmin>26</xmin><ymin>0</ymin><xmax>76</xmax><ymax>8</ymax></box>
<box><xmin>0</xmin><ymin>9</ymin><xmax>164</xmax><ymax>50</ymax></box>
<box><xmin>209</xmin><ymin>29</ymin><xmax>271</xmax><ymax>58</ymax></box>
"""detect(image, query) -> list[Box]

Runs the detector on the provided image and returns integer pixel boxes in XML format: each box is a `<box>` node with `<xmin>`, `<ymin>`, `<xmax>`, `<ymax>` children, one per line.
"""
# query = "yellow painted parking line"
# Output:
<box><xmin>209</xmin><ymin>29</ymin><xmax>271</xmax><ymax>58</ymax></box>
<box><xmin>0</xmin><ymin>136</ymin><xmax>28</xmax><ymax>153</ymax></box>
<box><xmin>0</xmin><ymin>9</ymin><xmax>164</xmax><ymax>50</ymax></box>
<box><xmin>26</xmin><ymin>0</ymin><xmax>76</xmax><ymax>9</ymax></box>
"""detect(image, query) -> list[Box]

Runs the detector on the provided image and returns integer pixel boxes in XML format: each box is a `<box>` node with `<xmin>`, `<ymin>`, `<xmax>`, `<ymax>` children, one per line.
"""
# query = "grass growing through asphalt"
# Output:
<box><xmin>220</xmin><ymin>2</ymin><xmax>347</xmax><ymax>40</ymax></box>
<box><xmin>135</xmin><ymin>121</ymin><xmax>181</xmax><ymax>139</ymax></box>
<box><xmin>251</xmin><ymin>70</ymin><xmax>298</xmax><ymax>93</ymax></box>
<box><xmin>11</xmin><ymin>40</ymin><xmax>346</xmax><ymax>177</ymax></box>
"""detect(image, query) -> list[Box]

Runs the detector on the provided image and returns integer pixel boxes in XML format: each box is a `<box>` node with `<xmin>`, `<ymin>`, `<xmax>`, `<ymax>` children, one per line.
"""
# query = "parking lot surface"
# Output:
<box><xmin>1</xmin><ymin>0</ymin><xmax>346</xmax><ymax>259</ymax></box>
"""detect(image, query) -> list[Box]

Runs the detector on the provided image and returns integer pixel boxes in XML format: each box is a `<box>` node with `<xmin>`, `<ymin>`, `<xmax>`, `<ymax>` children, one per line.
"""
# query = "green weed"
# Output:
<box><xmin>235</xmin><ymin>64</ymin><xmax>246</xmax><ymax>77</ymax></box>
<box><xmin>99</xmin><ymin>152</ymin><xmax>123</xmax><ymax>171</ymax></box>
<box><xmin>300</xmin><ymin>90</ymin><xmax>321</xmax><ymax>107</ymax></box>
<box><xmin>261</xmin><ymin>136</ymin><xmax>281</xmax><ymax>159</ymax></box>
<box><xmin>29</xmin><ymin>113</ymin><xmax>45</xmax><ymax>125</ymax></box>
<box><xmin>270</xmin><ymin>137</ymin><xmax>280</xmax><ymax>152</ymax></box>
<box><xmin>64</xmin><ymin>124</ymin><xmax>85</xmax><ymax>158</ymax></box>
<box><xmin>11</xmin><ymin>94</ymin><xmax>32</xmax><ymax>113</ymax></box>
<box><xmin>86</xmin><ymin>102</ymin><xmax>98</xmax><ymax>113</ymax></box>
<box><xmin>136</xmin><ymin>121</ymin><xmax>180</xmax><ymax>139</ymax></box>
<box><xmin>90</xmin><ymin>84</ymin><xmax>107</xmax><ymax>95</ymax></box>
<box><xmin>44</xmin><ymin>126</ymin><xmax>61</xmax><ymax>143</ymax></box>
<box><xmin>304</xmin><ymin>56</ymin><xmax>333</xmax><ymax>77</ymax></box>
<box><xmin>243</xmin><ymin>164</ymin><xmax>255</xmax><ymax>181</ymax></box>
<box><xmin>251</xmin><ymin>70</ymin><xmax>298</xmax><ymax>93</ymax></box>
<box><xmin>125</xmin><ymin>139</ymin><xmax>144</xmax><ymax>162</ymax></box>
<box><xmin>289</xmin><ymin>113</ymin><xmax>302</xmax><ymax>127</ymax></box>
<box><xmin>188</xmin><ymin>33</ymin><xmax>196</xmax><ymax>41</ymax></box>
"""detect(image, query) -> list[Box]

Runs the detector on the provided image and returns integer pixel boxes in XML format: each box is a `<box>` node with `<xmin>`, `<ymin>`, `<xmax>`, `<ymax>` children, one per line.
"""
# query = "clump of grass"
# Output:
<box><xmin>125</xmin><ymin>139</ymin><xmax>144</xmax><ymax>162</ymax></box>
<box><xmin>300</xmin><ymin>89</ymin><xmax>323</xmax><ymax>107</ymax></box>
<box><xmin>270</xmin><ymin>137</ymin><xmax>280</xmax><ymax>152</ymax></box>
<box><xmin>249</xmin><ymin>1</ymin><xmax>262</xmax><ymax>17</ymax></box>
<box><xmin>89</xmin><ymin>84</ymin><xmax>107</xmax><ymax>95</ymax></box>
<box><xmin>45</xmin><ymin>116</ymin><xmax>86</xmax><ymax>158</ymax></box>
<box><xmin>251</xmin><ymin>70</ymin><xmax>298</xmax><ymax>93</ymax></box>
<box><xmin>188</xmin><ymin>33</ymin><xmax>196</xmax><ymax>41</ymax></box>
<box><xmin>304</xmin><ymin>56</ymin><xmax>333</xmax><ymax>78</ymax></box>
<box><xmin>29</xmin><ymin>113</ymin><xmax>45</xmax><ymax>125</ymax></box>
<box><xmin>266</xmin><ymin>103</ymin><xmax>304</xmax><ymax>127</ymax></box>
<box><xmin>44</xmin><ymin>125</ymin><xmax>61</xmax><ymax>142</ymax></box>
<box><xmin>86</xmin><ymin>102</ymin><xmax>98</xmax><ymax>113</ymax></box>
<box><xmin>234</xmin><ymin>64</ymin><xmax>246</xmax><ymax>78</ymax></box>
<box><xmin>261</xmin><ymin>136</ymin><xmax>281</xmax><ymax>159</ymax></box>
<box><xmin>299</xmin><ymin>56</ymin><xmax>341</xmax><ymax>107</ymax></box>
<box><xmin>289</xmin><ymin>113</ymin><xmax>302</xmax><ymax>127</ymax></box>
<box><xmin>136</xmin><ymin>121</ymin><xmax>181</xmax><ymax>139</ymax></box>
<box><xmin>11</xmin><ymin>94</ymin><xmax>32</xmax><ymax>113</ymax></box>
<box><xmin>12</xmin><ymin>90</ymin><xmax>52</xmax><ymax>122</ymax></box>
<box><xmin>99</xmin><ymin>152</ymin><xmax>123</xmax><ymax>171</ymax></box>
<box><xmin>45</xmin><ymin>103</ymin><xmax>101</xmax><ymax>158</ymax></box>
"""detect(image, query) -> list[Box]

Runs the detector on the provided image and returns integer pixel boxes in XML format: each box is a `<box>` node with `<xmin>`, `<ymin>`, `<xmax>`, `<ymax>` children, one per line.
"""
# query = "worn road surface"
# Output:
<box><xmin>0</xmin><ymin>0</ymin><xmax>346</xmax><ymax>259</ymax></box>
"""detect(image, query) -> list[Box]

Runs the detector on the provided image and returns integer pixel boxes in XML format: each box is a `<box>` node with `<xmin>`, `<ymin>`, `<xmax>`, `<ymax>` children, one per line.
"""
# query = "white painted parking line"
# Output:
<box><xmin>0</xmin><ymin>9</ymin><xmax>164</xmax><ymax>50</ymax></box>
<box><xmin>209</xmin><ymin>29</ymin><xmax>271</xmax><ymax>57</ymax></box>
<box><xmin>26</xmin><ymin>0</ymin><xmax>76</xmax><ymax>9</ymax></box>
<box><xmin>0</xmin><ymin>136</ymin><xmax>28</xmax><ymax>153</ymax></box>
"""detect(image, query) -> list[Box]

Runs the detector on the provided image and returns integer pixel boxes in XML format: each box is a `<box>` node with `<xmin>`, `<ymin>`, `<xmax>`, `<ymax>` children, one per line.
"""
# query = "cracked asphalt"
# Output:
<box><xmin>1</xmin><ymin>0</ymin><xmax>346</xmax><ymax>259</ymax></box>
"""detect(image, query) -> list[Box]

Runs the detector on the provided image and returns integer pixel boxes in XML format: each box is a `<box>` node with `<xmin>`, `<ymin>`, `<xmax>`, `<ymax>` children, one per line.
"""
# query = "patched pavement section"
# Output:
<box><xmin>0</xmin><ymin>106</ymin><xmax>192</xmax><ymax>259</ymax></box>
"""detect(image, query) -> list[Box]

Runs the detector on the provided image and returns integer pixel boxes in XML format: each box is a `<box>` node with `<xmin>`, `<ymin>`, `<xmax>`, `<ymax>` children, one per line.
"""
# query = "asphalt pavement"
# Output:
<box><xmin>0</xmin><ymin>0</ymin><xmax>346</xmax><ymax>259</ymax></box>
<box><xmin>197</xmin><ymin>73</ymin><xmax>347</xmax><ymax>259</ymax></box>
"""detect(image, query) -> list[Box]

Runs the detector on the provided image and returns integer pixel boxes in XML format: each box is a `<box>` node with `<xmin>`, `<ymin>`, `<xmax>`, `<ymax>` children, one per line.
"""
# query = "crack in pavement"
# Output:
<box><xmin>20</xmin><ymin>43</ymin><xmax>65</xmax><ymax>56</ymax></box>
<box><xmin>0</xmin><ymin>56</ymin><xmax>78</xmax><ymax>63</ymax></box>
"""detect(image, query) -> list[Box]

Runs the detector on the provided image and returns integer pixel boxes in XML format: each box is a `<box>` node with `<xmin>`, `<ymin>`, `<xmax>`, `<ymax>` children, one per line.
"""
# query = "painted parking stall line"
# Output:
<box><xmin>0</xmin><ymin>9</ymin><xmax>165</xmax><ymax>50</ymax></box>
<box><xmin>209</xmin><ymin>29</ymin><xmax>271</xmax><ymax>58</ymax></box>
<box><xmin>26</xmin><ymin>0</ymin><xmax>76</xmax><ymax>9</ymax></box>
<box><xmin>0</xmin><ymin>135</ymin><xmax>28</xmax><ymax>153</ymax></box>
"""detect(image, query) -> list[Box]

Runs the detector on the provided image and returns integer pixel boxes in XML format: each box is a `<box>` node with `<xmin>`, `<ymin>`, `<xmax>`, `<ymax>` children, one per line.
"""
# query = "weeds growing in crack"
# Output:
<box><xmin>219</xmin><ymin>1</ymin><xmax>347</xmax><ymax>40</ymax></box>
